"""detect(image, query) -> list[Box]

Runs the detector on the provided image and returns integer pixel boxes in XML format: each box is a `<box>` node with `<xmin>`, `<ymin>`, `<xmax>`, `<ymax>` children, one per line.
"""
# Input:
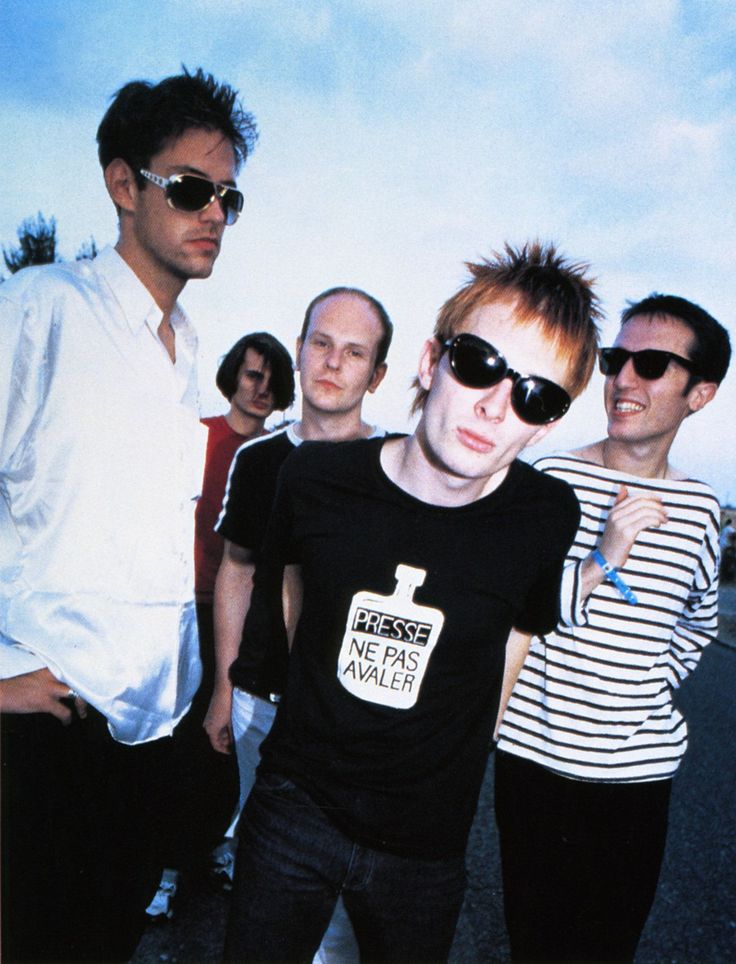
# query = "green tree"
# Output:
<box><xmin>1</xmin><ymin>214</ymin><xmax>97</xmax><ymax>280</ymax></box>
<box><xmin>3</xmin><ymin>212</ymin><xmax>59</xmax><ymax>274</ymax></box>
<box><xmin>75</xmin><ymin>236</ymin><xmax>98</xmax><ymax>261</ymax></box>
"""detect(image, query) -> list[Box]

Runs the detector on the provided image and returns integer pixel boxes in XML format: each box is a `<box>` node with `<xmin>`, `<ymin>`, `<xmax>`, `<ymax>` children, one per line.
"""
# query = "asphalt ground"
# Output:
<box><xmin>133</xmin><ymin>585</ymin><xmax>736</xmax><ymax>963</ymax></box>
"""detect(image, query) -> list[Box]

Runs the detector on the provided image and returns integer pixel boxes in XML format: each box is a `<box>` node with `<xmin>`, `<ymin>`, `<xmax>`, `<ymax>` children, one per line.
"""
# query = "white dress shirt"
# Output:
<box><xmin>0</xmin><ymin>246</ymin><xmax>206</xmax><ymax>743</ymax></box>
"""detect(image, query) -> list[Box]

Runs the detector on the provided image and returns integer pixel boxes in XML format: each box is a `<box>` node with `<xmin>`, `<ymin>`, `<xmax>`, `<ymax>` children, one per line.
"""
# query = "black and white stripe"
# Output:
<box><xmin>497</xmin><ymin>453</ymin><xmax>720</xmax><ymax>782</ymax></box>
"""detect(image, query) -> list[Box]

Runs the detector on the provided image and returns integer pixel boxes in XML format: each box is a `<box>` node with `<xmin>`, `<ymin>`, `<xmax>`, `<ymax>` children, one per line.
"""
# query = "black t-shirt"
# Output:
<box><xmin>258</xmin><ymin>437</ymin><xmax>580</xmax><ymax>859</ymax></box>
<box><xmin>216</xmin><ymin>425</ymin><xmax>297</xmax><ymax>554</ymax></box>
<box><xmin>216</xmin><ymin>426</ymin><xmax>298</xmax><ymax>694</ymax></box>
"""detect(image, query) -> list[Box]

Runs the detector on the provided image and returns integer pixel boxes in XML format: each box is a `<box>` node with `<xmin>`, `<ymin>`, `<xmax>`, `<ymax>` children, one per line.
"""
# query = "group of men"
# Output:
<box><xmin>0</xmin><ymin>66</ymin><xmax>731</xmax><ymax>964</ymax></box>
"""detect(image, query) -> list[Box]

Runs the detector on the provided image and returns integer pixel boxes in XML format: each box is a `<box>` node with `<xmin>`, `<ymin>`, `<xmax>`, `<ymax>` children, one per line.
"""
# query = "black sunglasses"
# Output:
<box><xmin>599</xmin><ymin>347</ymin><xmax>698</xmax><ymax>380</ymax></box>
<box><xmin>441</xmin><ymin>333</ymin><xmax>571</xmax><ymax>425</ymax></box>
<box><xmin>140</xmin><ymin>169</ymin><xmax>244</xmax><ymax>226</ymax></box>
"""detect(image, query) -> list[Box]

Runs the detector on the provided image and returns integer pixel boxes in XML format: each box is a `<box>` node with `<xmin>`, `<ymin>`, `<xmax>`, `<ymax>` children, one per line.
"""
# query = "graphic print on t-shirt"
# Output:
<box><xmin>337</xmin><ymin>564</ymin><xmax>445</xmax><ymax>709</ymax></box>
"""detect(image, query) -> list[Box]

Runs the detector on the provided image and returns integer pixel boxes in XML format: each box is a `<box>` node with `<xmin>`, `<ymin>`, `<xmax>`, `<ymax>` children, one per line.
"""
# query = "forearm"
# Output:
<box><xmin>206</xmin><ymin>549</ymin><xmax>255</xmax><ymax>753</ymax></box>
<box><xmin>212</xmin><ymin>552</ymin><xmax>255</xmax><ymax>691</ymax></box>
<box><xmin>494</xmin><ymin>629</ymin><xmax>532</xmax><ymax>739</ymax></box>
<box><xmin>282</xmin><ymin>564</ymin><xmax>303</xmax><ymax>651</ymax></box>
<box><xmin>577</xmin><ymin>553</ymin><xmax>608</xmax><ymax>602</ymax></box>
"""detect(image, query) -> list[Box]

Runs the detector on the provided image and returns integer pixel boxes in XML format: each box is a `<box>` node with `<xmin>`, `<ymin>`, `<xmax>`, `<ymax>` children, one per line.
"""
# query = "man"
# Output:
<box><xmin>223</xmin><ymin>242</ymin><xmax>601</xmax><ymax>962</ymax></box>
<box><xmin>0</xmin><ymin>68</ymin><xmax>256</xmax><ymax>963</ymax></box>
<box><xmin>496</xmin><ymin>294</ymin><xmax>731</xmax><ymax>963</ymax></box>
<box><xmin>204</xmin><ymin>286</ymin><xmax>392</xmax><ymax>960</ymax></box>
<box><xmin>149</xmin><ymin>332</ymin><xmax>295</xmax><ymax>916</ymax></box>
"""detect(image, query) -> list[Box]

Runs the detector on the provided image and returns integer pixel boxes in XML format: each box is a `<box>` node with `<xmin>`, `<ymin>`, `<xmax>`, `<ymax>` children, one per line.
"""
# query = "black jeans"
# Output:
<box><xmin>494</xmin><ymin>750</ymin><xmax>671</xmax><ymax>964</ymax></box>
<box><xmin>160</xmin><ymin>602</ymin><xmax>239</xmax><ymax>870</ymax></box>
<box><xmin>1</xmin><ymin>705</ymin><xmax>172</xmax><ymax>963</ymax></box>
<box><xmin>224</xmin><ymin>771</ymin><xmax>466</xmax><ymax>963</ymax></box>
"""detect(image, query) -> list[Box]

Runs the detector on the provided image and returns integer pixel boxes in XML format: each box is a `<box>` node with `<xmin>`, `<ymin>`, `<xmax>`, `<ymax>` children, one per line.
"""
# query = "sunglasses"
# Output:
<box><xmin>140</xmin><ymin>169</ymin><xmax>244</xmax><ymax>225</ymax></box>
<box><xmin>441</xmin><ymin>333</ymin><xmax>571</xmax><ymax>425</ymax></box>
<box><xmin>599</xmin><ymin>347</ymin><xmax>697</xmax><ymax>380</ymax></box>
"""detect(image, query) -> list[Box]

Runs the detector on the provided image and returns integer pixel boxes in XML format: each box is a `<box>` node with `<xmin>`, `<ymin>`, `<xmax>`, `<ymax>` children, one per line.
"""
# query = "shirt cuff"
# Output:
<box><xmin>560</xmin><ymin>558</ymin><xmax>587</xmax><ymax>627</ymax></box>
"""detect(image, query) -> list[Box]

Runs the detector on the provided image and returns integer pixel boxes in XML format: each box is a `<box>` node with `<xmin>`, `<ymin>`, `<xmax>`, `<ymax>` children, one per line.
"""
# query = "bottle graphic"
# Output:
<box><xmin>337</xmin><ymin>564</ymin><xmax>445</xmax><ymax>709</ymax></box>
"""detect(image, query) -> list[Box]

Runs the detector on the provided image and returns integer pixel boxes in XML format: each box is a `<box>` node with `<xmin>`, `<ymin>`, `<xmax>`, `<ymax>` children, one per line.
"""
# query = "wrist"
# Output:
<box><xmin>591</xmin><ymin>549</ymin><xmax>638</xmax><ymax>605</ymax></box>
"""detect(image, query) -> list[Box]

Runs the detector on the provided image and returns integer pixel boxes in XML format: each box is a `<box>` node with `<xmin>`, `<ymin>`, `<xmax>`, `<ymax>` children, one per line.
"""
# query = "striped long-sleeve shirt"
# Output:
<box><xmin>497</xmin><ymin>452</ymin><xmax>720</xmax><ymax>782</ymax></box>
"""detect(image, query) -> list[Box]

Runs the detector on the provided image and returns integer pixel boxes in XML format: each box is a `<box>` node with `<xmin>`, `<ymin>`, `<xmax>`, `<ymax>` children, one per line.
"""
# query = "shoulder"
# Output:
<box><xmin>532</xmin><ymin>450</ymin><xmax>593</xmax><ymax>480</ymax></box>
<box><xmin>231</xmin><ymin>425</ymin><xmax>294</xmax><ymax>471</ymax></box>
<box><xmin>515</xmin><ymin>457</ymin><xmax>579</xmax><ymax>508</ymax></box>
<box><xmin>282</xmin><ymin>435</ymin><xmax>380</xmax><ymax>481</ymax></box>
<box><xmin>659</xmin><ymin>476</ymin><xmax>721</xmax><ymax>531</ymax></box>
<box><xmin>507</xmin><ymin>461</ymin><xmax>581</xmax><ymax>553</ymax></box>
<box><xmin>201</xmin><ymin>414</ymin><xmax>225</xmax><ymax>430</ymax></box>
<box><xmin>0</xmin><ymin>259</ymin><xmax>89</xmax><ymax>312</ymax></box>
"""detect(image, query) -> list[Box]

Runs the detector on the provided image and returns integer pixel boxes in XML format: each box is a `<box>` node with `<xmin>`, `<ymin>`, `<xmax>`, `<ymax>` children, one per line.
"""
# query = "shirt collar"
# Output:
<box><xmin>93</xmin><ymin>246</ymin><xmax>195</xmax><ymax>343</ymax></box>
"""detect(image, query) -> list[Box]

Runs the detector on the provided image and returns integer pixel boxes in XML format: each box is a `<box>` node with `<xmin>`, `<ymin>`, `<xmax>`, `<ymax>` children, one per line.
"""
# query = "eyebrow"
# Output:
<box><xmin>309</xmin><ymin>329</ymin><xmax>371</xmax><ymax>351</ymax></box>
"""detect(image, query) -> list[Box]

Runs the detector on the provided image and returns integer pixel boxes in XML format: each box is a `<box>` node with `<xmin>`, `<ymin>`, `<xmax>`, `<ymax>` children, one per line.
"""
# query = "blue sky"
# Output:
<box><xmin>2</xmin><ymin>0</ymin><xmax>735</xmax><ymax>502</ymax></box>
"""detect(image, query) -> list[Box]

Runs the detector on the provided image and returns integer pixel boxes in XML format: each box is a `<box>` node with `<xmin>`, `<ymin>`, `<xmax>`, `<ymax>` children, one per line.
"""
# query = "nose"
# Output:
<box><xmin>613</xmin><ymin>356</ymin><xmax>639</xmax><ymax>386</ymax></box>
<box><xmin>474</xmin><ymin>377</ymin><xmax>513</xmax><ymax>422</ymax></box>
<box><xmin>257</xmin><ymin>373</ymin><xmax>272</xmax><ymax>397</ymax></box>
<box><xmin>201</xmin><ymin>195</ymin><xmax>226</xmax><ymax>225</ymax></box>
<box><xmin>324</xmin><ymin>346</ymin><xmax>342</xmax><ymax>370</ymax></box>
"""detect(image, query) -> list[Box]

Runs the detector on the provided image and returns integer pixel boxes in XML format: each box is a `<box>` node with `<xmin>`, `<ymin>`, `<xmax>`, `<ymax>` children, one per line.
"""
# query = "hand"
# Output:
<box><xmin>203</xmin><ymin>685</ymin><xmax>234</xmax><ymax>755</ymax></box>
<box><xmin>0</xmin><ymin>668</ymin><xmax>88</xmax><ymax>724</ymax></box>
<box><xmin>598</xmin><ymin>485</ymin><xmax>668</xmax><ymax>570</ymax></box>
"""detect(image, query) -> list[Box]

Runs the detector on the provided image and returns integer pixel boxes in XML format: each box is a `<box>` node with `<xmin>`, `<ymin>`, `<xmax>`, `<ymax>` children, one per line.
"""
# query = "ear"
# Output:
<box><xmin>687</xmin><ymin>380</ymin><xmax>717</xmax><ymax>414</ymax></box>
<box><xmin>367</xmin><ymin>362</ymin><xmax>387</xmax><ymax>394</ymax></box>
<box><xmin>294</xmin><ymin>337</ymin><xmax>303</xmax><ymax>371</ymax></box>
<box><xmin>104</xmin><ymin>158</ymin><xmax>138</xmax><ymax>214</ymax></box>
<box><xmin>417</xmin><ymin>337</ymin><xmax>441</xmax><ymax>391</ymax></box>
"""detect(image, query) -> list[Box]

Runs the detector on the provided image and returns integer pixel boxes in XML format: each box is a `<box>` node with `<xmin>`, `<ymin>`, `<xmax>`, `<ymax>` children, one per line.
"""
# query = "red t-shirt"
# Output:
<box><xmin>194</xmin><ymin>415</ymin><xmax>266</xmax><ymax>602</ymax></box>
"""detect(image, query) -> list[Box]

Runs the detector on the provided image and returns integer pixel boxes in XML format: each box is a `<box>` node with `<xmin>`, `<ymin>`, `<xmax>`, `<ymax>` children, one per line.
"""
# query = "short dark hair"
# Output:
<box><xmin>300</xmin><ymin>287</ymin><xmax>393</xmax><ymax>369</ymax></box>
<box><xmin>216</xmin><ymin>332</ymin><xmax>295</xmax><ymax>411</ymax></box>
<box><xmin>412</xmin><ymin>242</ymin><xmax>601</xmax><ymax>414</ymax></box>
<box><xmin>97</xmin><ymin>67</ymin><xmax>257</xmax><ymax>188</ymax></box>
<box><xmin>621</xmin><ymin>293</ymin><xmax>731</xmax><ymax>386</ymax></box>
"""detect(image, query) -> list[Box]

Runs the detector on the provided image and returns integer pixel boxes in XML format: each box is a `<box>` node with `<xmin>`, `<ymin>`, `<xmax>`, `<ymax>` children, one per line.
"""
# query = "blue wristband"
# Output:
<box><xmin>591</xmin><ymin>549</ymin><xmax>638</xmax><ymax>605</ymax></box>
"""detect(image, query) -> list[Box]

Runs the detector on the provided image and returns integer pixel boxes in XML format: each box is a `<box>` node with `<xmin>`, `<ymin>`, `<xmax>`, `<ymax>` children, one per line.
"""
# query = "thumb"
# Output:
<box><xmin>614</xmin><ymin>484</ymin><xmax>628</xmax><ymax>505</ymax></box>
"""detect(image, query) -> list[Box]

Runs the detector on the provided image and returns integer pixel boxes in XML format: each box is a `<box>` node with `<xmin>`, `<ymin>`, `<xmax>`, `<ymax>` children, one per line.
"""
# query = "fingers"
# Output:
<box><xmin>204</xmin><ymin>715</ymin><xmax>232</xmax><ymax>754</ymax></box>
<box><xmin>212</xmin><ymin>727</ymin><xmax>233</xmax><ymax>755</ymax></box>
<box><xmin>600</xmin><ymin>489</ymin><xmax>668</xmax><ymax>569</ymax></box>
<box><xmin>53</xmin><ymin>686</ymin><xmax>88</xmax><ymax>725</ymax></box>
<box><xmin>74</xmin><ymin>694</ymin><xmax>88</xmax><ymax>719</ymax></box>
<box><xmin>0</xmin><ymin>669</ymin><xmax>85</xmax><ymax>722</ymax></box>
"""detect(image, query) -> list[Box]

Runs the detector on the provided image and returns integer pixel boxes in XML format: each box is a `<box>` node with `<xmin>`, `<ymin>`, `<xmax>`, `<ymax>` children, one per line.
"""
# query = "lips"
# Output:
<box><xmin>187</xmin><ymin>236</ymin><xmax>220</xmax><ymax>253</ymax></box>
<box><xmin>612</xmin><ymin>398</ymin><xmax>645</xmax><ymax>414</ymax></box>
<box><xmin>315</xmin><ymin>378</ymin><xmax>341</xmax><ymax>391</ymax></box>
<box><xmin>457</xmin><ymin>426</ymin><xmax>495</xmax><ymax>453</ymax></box>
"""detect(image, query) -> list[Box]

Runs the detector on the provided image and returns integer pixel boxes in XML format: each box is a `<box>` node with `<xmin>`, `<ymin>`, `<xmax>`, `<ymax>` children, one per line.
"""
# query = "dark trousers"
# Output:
<box><xmin>494</xmin><ymin>750</ymin><xmax>671</xmax><ymax>964</ymax></box>
<box><xmin>162</xmin><ymin>603</ymin><xmax>239</xmax><ymax>869</ymax></box>
<box><xmin>224</xmin><ymin>771</ymin><xmax>466</xmax><ymax>963</ymax></box>
<box><xmin>1</xmin><ymin>705</ymin><xmax>172</xmax><ymax>963</ymax></box>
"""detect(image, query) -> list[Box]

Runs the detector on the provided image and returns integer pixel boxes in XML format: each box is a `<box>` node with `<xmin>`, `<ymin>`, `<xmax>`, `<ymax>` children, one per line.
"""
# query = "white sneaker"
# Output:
<box><xmin>210</xmin><ymin>840</ymin><xmax>236</xmax><ymax>890</ymax></box>
<box><xmin>145</xmin><ymin>868</ymin><xmax>180</xmax><ymax>919</ymax></box>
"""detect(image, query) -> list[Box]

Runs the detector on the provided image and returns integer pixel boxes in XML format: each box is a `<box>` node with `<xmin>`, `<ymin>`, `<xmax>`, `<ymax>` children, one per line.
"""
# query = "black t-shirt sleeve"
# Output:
<box><xmin>216</xmin><ymin>445</ymin><xmax>267</xmax><ymax>550</ymax></box>
<box><xmin>231</xmin><ymin>456</ymin><xmax>299</xmax><ymax>692</ymax></box>
<box><xmin>513</xmin><ymin>475</ymin><xmax>580</xmax><ymax>636</ymax></box>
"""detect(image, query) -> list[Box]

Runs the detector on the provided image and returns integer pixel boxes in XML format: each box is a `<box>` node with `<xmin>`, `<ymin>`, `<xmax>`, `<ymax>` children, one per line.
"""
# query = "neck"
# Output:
<box><xmin>382</xmin><ymin>434</ymin><xmax>508</xmax><ymax>507</ymax></box>
<box><xmin>297</xmin><ymin>404</ymin><xmax>372</xmax><ymax>442</ymax></box>
<box><xmin>114</xmin><ymin>239</ymin><xmax>185</xmax><ymax>318</ymax></box>
<box><xmin>225</xmin><ymin>408</ymin><xmax>267</xmax><ymax>438</ymax></box>
<box><xmin>598</xmin><ymin>437</ymin><xmax>673</xmax><ymax>480</ymax></box>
